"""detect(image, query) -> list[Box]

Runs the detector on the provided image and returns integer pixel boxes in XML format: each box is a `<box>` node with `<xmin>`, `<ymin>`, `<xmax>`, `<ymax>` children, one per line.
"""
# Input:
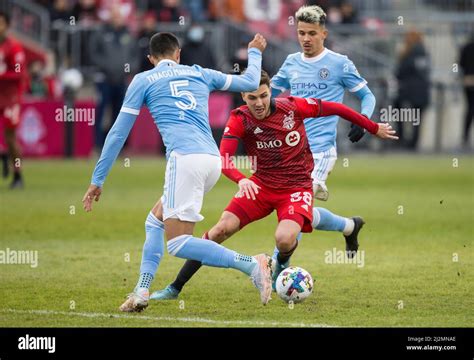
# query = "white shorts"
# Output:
<box><xmin>161</xmin><ymin>151</ymin><xmax>221</xmax><ymax>222</ymax></box>
<box><xmin>311</xmin><ymin>146</ymin><xmax>337</xmax><ymax>191</ymax></box>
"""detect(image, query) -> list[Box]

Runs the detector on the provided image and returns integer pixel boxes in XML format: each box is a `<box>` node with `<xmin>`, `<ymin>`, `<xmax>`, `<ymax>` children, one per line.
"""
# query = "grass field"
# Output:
<box><xmin>0</xmin><ymin>155</ymin><xmax>473</xmax><ymax>327</ymax></box>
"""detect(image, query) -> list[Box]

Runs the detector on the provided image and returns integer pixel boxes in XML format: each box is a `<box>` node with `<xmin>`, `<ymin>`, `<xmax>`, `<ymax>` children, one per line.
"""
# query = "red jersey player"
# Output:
<box><xmin>151</xmin><ymin>70</ymin><xmax>397</xmax><ymax>301</ymax></box>
<box><xmin>0</xmin><ymin>11</ymin><xmax>26</xmax><ymax>188</ymax></box>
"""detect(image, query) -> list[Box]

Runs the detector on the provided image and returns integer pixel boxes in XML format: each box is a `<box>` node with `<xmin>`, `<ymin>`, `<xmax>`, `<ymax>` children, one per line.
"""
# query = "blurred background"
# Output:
<box><xmin>0</xmin><ymin>0</ymin><xmax>473</xmax><ymax>164</ymax></box>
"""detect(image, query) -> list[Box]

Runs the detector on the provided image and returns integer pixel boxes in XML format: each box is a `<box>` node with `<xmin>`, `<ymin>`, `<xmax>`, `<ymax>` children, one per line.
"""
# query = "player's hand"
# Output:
<box><xmin>82</xmin><ymin>184</ymin><xmax>102</xmax><ymax>212</ymax></box>
<box><xmin>238</xmin><ymin>178</ymin><xmax>261</xmax><ymax>200</ymax></box>
<box><xmin>375</xmin><ymin>122</ymin><xmax>399</xmax><ymax>140</ymax></box>
<box><xmin>248</xmin><ymin>33</ymin><xmax>267</xmax><ymax>53</ymax></box>
<box><xmin>348</xmin><ymin>123</ymin><xmax>366</xmax><ymax>143</ymax></box>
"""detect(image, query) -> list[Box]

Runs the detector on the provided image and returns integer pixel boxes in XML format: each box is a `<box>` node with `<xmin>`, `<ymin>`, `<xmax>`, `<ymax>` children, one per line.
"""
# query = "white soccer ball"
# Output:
<box><xmin>275</xmin><ymin>266</ymin><xmax>314</xmax><ymax>303</ymax></box>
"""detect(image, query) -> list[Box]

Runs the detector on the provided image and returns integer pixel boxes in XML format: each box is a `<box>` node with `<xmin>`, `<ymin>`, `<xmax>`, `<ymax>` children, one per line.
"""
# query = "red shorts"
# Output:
<box><xmin>225</xmin><ymin>177</ymin><xmax>314</xmax><ymax>232</ymax></box>
<box><xmin>0</xmin><ymin>105</ymin><xmax>21</xmax><ymax>130</ymax></box>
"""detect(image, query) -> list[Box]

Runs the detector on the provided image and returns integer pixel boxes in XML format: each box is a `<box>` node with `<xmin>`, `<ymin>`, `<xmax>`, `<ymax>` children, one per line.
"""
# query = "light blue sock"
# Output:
<box><xmin>136</xmin><ymin>212</ymin><xmax>165</xmax><ymax>290</ymax></box>
<box><xmin>313</xmin><ymin>207</ymin><xmax>346</xmax><ymax>232</ymax></box>
<box><xmin>168</xmin><ymin>235</ymin><xmax>257</xmax><ymax>276</ymax></box>
<box><xmin>272</xmin><ymin>232</ymin><xmax>302</xmax><ymax>261</ymax></box>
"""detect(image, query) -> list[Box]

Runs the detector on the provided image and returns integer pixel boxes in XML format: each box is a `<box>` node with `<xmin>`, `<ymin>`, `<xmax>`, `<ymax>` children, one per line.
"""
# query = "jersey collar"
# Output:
<box><xmin>300</xmin><ymin>48</ymin><xmax>329</xmax><ymax>63</ymax></box>
<box><xmin>155</xmin><ymin>59</ymin><xmax>177</xmax><ymax>67</ymax></box>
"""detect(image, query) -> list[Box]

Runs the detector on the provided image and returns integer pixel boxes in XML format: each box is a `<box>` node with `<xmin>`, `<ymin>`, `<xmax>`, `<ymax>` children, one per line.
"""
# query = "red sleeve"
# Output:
<box><xmin>291</xmin><ymin>96</ymin><xmax>321</xmax><ymax>119</ymax></box>
<box><xmin>319</xmin><ymin>101</ymin><xmax>379</xmax><ymax>134</ymax></box>
<box><xmin>220</xmin><ymin>113</ymin><xmax>246</xmax><ymax>183</ymax></box>
<box><xmin>223</xmin><ymin>112</ymin><xmax>245</xmax><ymax>139</ymax></box>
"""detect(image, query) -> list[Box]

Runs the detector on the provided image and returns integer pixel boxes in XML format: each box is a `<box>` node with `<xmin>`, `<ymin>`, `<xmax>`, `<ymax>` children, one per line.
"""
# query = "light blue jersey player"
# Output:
<box><xmin>271</xmin><ymin>5</ymin><xmax>376</xmax><ymax>201</ymax></box>
<box><xmin>82</xmin><ymin>33</ymin><xmax>275</xmax><ymax>311</ymax></box>
<box><xmin>269</xmin><ymin>6</ymin><xmax>377</xmax><ymax>282</ymax></box>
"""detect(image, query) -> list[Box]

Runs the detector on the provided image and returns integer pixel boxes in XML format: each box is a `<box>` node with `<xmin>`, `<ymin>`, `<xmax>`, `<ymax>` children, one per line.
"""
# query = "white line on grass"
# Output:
<box><xmin>2</xmin><ymin>308</ymin><xmax>333</xmax><ymax>328</ymax></box>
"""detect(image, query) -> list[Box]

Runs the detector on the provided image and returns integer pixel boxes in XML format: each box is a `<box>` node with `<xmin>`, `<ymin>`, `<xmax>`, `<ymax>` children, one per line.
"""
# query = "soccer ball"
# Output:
<box><xmin>275</xmin><ymin>266</ymin><xmax>313</xmax><ymax>303</ymax></box>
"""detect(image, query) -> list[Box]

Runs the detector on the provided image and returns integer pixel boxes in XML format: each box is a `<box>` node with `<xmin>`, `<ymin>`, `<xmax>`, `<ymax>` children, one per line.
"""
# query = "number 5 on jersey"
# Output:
<box><xmin>170</xmin><ymin>80</ymin><xmax>197</xmax><ymax>111</ymax></box>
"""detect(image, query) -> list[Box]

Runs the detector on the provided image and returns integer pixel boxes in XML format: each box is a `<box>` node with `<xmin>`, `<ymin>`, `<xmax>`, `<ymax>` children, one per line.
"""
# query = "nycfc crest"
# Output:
<box><xmin>319</xmin><ymin>68</ymin><xmax>330</xmax><ymax>80</ymax></box>
<box><xmin>283</xmin><ymin>111</ymin><xmax>295</xmax><ymax>130</ymax></box>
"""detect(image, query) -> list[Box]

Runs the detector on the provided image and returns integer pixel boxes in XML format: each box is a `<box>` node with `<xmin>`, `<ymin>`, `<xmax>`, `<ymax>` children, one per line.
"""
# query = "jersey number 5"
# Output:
<box><xmin>170</xmin><ymin>80</ymin><xmax>197</xmax><ymax>111</ymax></box>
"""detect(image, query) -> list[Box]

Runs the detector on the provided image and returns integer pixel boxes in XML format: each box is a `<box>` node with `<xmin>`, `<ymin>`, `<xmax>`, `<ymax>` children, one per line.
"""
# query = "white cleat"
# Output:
<box><xmin>119</xmin><ymin>288</ymin><xmax>149</xmax><ymax>313</ymax></box>
<box><xmin>251</xmin><ymin>254</ymin><xmax>273</xmax><ymax>305</ymax></box>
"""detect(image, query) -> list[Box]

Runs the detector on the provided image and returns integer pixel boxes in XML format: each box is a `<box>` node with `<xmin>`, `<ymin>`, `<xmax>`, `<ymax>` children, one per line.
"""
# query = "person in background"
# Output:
<box><xmin>180</xmin><ymin>24</ymin><xmax>216</xmax><ymax>69</ymax></box>
<box><xmin>137</xmin><ymin>11</ymin><xmax>158</xmax><ymax>73</ymax></box>
<box><xmin>394</xmin><ymin>29</ymin><xmax>430</xmax><ymax>150</ymax></box>
<box><xmin>459</xmin><ymin>32</ymin><xmax>474</xmax><ymax>147</ymax></box>
<box><xmin>88</xmin><ymin>6</ymin><xmax>138</xmax><ymax>149</ymax></box>
<box><xmin>0</xmin><ymin>11</ymin><xmax>26</xmax><ymax>188</ymax></box>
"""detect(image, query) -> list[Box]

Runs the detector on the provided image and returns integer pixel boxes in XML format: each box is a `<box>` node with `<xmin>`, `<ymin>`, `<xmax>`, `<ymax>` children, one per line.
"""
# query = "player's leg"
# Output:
<box><xmin>163</xmin><ymin>153</ymin><xmax>273</xmax><ymax>304</ymax></box>
<box><xmin>312</xmin><ymin>147</ymin><xmax>337</xmax><ymax>201</ymax></box>
<box><xmin>272</xmin><ymin>189</ymin><xmax>314</xmax><ymax>289</ymax></box>
<box><xmin>152</xmin><ymin>210</ymin><xmax>241</xmax><ymax>300</ymax></box>
<box><xmin>4</xmin><ymin>105</ymin><xmax>23</xmax><ymax>189</ymax></box>
<box><xmin>313</xmin><ymin>207</ymin><xmax>365</xmax><ymax>258</ymax></box>
<box><xmin>119</xmin><ymin>199</ymin><xmax>166</xmax><ymax>312</ymax></box>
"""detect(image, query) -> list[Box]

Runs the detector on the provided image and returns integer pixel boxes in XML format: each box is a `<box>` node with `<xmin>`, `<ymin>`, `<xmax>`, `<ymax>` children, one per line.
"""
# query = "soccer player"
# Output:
<box><xmin>0</xmin><ymin>11</ymin><xmax>26</xmax><ymax>189</ymax></box>
<box><xmin>271</xmin><ymin>5</ymin><xmax>376</xmax><ymax>202</ymax></box>
<box><xmin>82</xmin><ymin>32</ymin><xmax>275</xmax><ymax>311</ymax></box>
<box><xmin>268</xmin><ymin>5</ymin><xmax>376</xmax><ymax>270</ymax></box>
<box><xmin>151</xmin><ymin>71</ymin><xmax>397</xmax><ymax>300</ymax></box>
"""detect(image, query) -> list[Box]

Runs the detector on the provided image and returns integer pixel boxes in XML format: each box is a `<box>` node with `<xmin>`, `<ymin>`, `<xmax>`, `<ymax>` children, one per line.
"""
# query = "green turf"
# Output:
<box><xmin>0</xmin><ymin>155</ymin><xmax>473</xmax><ymax>327</ymax></box>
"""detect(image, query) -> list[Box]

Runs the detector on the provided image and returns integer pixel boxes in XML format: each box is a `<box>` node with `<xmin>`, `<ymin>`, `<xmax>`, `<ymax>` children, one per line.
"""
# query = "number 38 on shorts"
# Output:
<box><xmin>290</xmin><ymin>191</ymin><xmax>312</xmax><ymax>207</ymax></box>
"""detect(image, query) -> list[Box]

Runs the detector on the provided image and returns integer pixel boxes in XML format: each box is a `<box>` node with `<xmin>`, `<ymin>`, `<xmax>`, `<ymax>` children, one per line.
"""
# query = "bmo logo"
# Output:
<box><xmin>256</xmin><ymin>140</ymin><xmax>282</xmax><ymax>149</ymax></box>
<box><xmin>285</xmin><ymin>131</ymin><xmax>300</xmax><ymax>146</ymax></box>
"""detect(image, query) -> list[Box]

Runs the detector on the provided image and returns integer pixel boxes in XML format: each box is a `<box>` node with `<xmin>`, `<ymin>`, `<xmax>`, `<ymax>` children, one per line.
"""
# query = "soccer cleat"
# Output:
<box><xmin>314</xmin><ymin>184</ymin><xmax>329</xmax><ymax>201</ymax></box>
<box><xmin>271</xmin><ymin>259</ymin><xmax>289</xmax><ymax>292</ymax></box>
<box><xmin>150</xmin><ymin>285</ymin><xmax>180</xmax><ymax>300</ymax></box>
<box><xmin>250</xmin><ymin>254</ymin><xmax>273</xmax><ymax>305</ymax></box>
<box><xmin>119</xmin><ymin>288</ymin><xmax>149</xmax><ymax>312</ymax></box>
<box><xmin>344</xmin><ymin>216</ymin><xmax>365</xmax><ymax>259</ymax></box>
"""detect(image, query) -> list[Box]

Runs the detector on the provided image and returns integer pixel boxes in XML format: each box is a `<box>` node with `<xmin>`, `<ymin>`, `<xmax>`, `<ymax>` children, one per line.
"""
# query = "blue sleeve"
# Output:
<box><xmin>341</xmin><ymin>59</ymin><xmax>368</xmax><ymax>94</ymax></box>
<box><xmin>202</xmin><ymin>48</ymin><xmax>262</xmax><ymax>92</ymax></box>
<box><xmin>91</xmin><ymin>75</ymin><xmax>145</xmax><ymax>187</ymax></box>
<box><xmin>91</xmin><ymin>112</ymin><xmax>137</xmax><ymax>187</ymax></box>
<box><xmin>353</xmin><ymin>85</ymin><xmax>376</xmax><ymax>118</ymax></box>
<box><xmin>270</xmin><ymin>57</ymin><xmax>290</xmax><ymax>96</ymax></box>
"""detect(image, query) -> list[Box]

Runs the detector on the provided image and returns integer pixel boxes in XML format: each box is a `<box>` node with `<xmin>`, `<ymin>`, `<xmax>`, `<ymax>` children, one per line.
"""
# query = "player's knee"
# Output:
<box><xmin>210</xmin><ymin>221</ymin><xmax>233</xmax><ymax>243</ymax></box>
<box><xmin>274</xmin><ymin>231</ymin><xmax>297</xmax><ymax>253</ymax></box>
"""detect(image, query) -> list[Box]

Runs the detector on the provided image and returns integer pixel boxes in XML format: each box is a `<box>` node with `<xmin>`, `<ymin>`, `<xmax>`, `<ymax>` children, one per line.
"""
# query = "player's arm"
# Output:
<box><xmin>341</xmin><ymin>59</ymin><xmax>376</xmax><ymax>142</ymax></box>
<box><xmin>294</xmin><ymin>97</ymin><xmax>397</xmax><ymax>140</ymax></box>
<box><xmin>270</xmin><ymin>59</ymin><xmax>290</xmax><ymax>97</ymax></box>
<box><xmin>82</xmin><ymin>75</ymin><xmax>145</xmax><ymax>211</ymax></box>
<box><xmin>204</xmin><ymin>34</ymin><xmax>266</xmax><ymax>93</ymax></box>
<box><xmin>220</xmin><ymin>115</ymin><xmax>260</xmax><ymax>200</ymax></box>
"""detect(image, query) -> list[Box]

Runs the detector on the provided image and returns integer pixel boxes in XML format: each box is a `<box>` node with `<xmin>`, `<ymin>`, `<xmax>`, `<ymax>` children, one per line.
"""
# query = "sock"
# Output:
<box><xmin>171</xmin><ymin>260</ymin><xmax>202</xmax><ymax>292</ymax></box>
<box><xmin>168</xmin><ymin>235</ymin><xmax>257</xmax><ymax>276</ymax></box>
<box><xmin>170</xmin><ymin>231</ymin><xmax>210</xmax><ymax>291</ymax></box>
<box><xmin>276</xmin><ymin>240</ymin><xmax>298</xmax><ymax>265</ymax></box>
<box><xmin>272</xmin><ymin>232</ymin><xmax>302</xmax><ymax>262</ymax></box>
<box><xmin>135</xmin><ymin>212</ymin><xmax>165</xmax><ymax>290</ymax></box>
<box><xmin>312</xmin><ymin>207</ymin><xmax>354</xmax><ymax>235</ymax></box>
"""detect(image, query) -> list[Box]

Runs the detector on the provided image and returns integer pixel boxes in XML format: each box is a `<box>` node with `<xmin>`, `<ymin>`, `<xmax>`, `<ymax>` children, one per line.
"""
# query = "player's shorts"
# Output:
<box><xmin>225</xmin><ymin>177</ymin><xmax>314</xmax><ymax>233</ymax></box>
<box><xmin>311</xmin><ymin>146</ymin><xmax>337</xmax><ymax>193</ymax></box>
<box><xmin>161</xmin><ymin>151</ymin><xmax>221</xmax><ymax>222</ymax></box>
<box><xmin>0</xmin><ymin>105</ymin><xmax>21</xmax><ymax>130</ymax></box>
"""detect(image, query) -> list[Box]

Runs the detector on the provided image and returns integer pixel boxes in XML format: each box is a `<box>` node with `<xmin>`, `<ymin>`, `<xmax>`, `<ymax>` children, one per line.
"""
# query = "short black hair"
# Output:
<box><xmin>149</xmin><ymin>32</ymin><xmax>180</xmax><ymax>58</ymax></box>
<box><xmin>0</xmin><ymin>11</ymin><xmax>10</xmax><ymax>26</ymax></box>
